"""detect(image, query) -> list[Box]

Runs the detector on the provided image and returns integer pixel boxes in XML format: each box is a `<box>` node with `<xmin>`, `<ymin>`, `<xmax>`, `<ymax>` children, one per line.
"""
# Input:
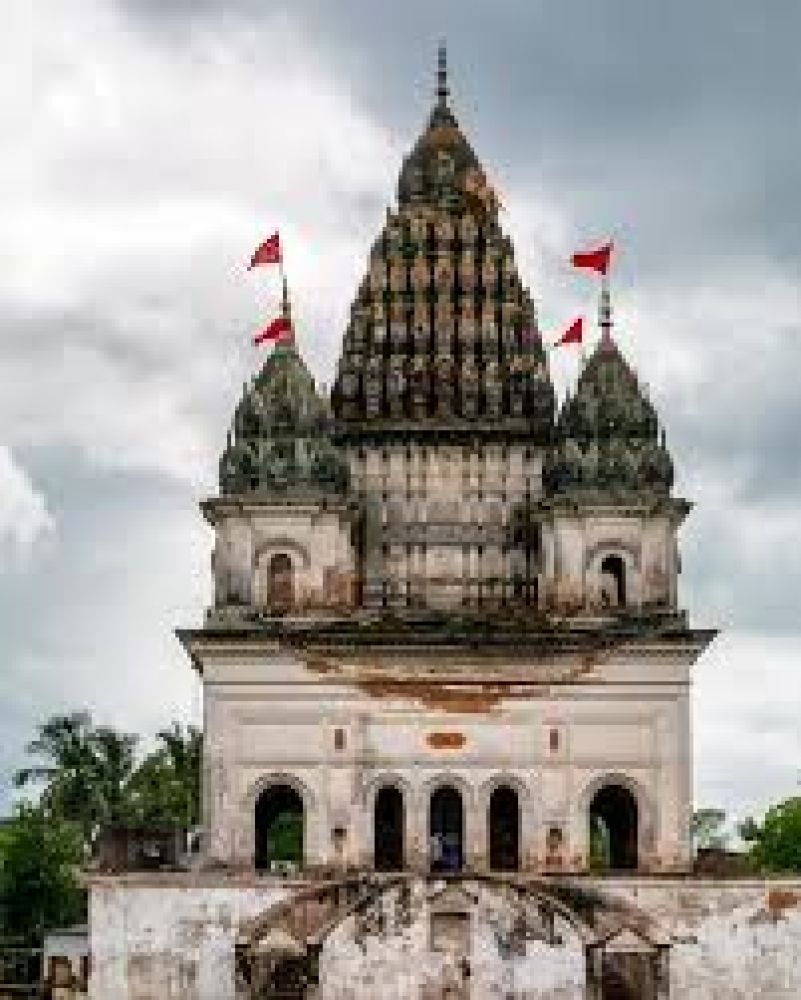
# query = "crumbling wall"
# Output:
<box><xmin>603</xmin><ymin>878</ymin><xmax>801</xmax><ymax>999</ymax></box>
<box><xmin>87</xmin><ymin>875</ymin><xmax>801</xmax><ymax>999</ymax></box>
<box><xmin>88</xmin><ymin>877</ymin><xmax>289</xmax><ymax>1000</ymax></box>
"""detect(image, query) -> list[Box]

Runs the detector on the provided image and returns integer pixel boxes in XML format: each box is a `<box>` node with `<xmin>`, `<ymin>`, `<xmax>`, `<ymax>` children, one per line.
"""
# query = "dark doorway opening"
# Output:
<box><xmin>255</xmin><ymin>784</ymin><xmax>304</xmax><ymax>871</ymax></box>
<box><xmin>489</xmin><ymin>785</ymin><xmax>520</xmax><ymax>871</ymax></box>
<box><xmin>429</xmin><ymin>786</ymin><xmax>464</xmax><ymax>873</ymax></box>
<box><xmin>269</xmin><ymin>553</ymin><xmax>294</xmax><ymax>610</ymax></box>
<box><xmin>374</xmin><ymin>786</ymin><xmax>404</xmax><ymax>871</ymax></box>
<box><xmin>589</xmin><ymin>784</ymin><xmax>638</xmax><ymax>871</ymax></box>
<box><xmin>600</xmin><ymin>554</ymin><xmax>626</xmax><ymax>608</ymax></box>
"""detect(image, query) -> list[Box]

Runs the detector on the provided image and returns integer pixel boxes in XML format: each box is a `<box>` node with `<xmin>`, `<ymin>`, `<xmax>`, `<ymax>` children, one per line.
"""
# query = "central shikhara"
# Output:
<box><xmin>178</xmin><ymin>48</ymin><xmax>714</xmax><ymax>883</ymax></box>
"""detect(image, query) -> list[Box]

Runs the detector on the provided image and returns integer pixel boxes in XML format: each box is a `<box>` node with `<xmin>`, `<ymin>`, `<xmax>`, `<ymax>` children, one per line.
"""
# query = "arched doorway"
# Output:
<box><xmin>600</xmin><ymin>554</ymin><xmax>626</xmax><ymax>608</ymax></box>
<box><xmin>429</xmin><ymin>785</ymin><xmax>464</xmax><ymax>873</ymax></box>
<box><xmin>488</xmin><ymin>785</ymin><xmax>520</xmax><ymax>871</ymax></box>
<box><xmin>269</xmin><ymin>553</ymin><xmax>294</xmax><ymax>610</ymax></box>
<box><xmin>374</xmin><ymin>786</ymin><xmax>404</xmax><ymax>871</ymax></box>
<box><xmin>589</xmin><ymin>784</ymin><xmax>638</xmax><ymax>871</ymax></box>
<box><xmin>255</xmin><ymin>784</ymin><xmax>304</xmax><ymax>871</ymax></box>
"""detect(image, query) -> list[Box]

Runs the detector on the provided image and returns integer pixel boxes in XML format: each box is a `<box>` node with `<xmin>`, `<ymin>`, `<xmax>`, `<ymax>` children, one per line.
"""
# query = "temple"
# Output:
<box><xmin>179</xmin><ymin>45</ymin><xmax>712</xmax><ymax>881</ymax></box>
<box><xmin>80</xmin><ymin>48</ymin><xmax>801</xmax><ymax>1000</ymax></box>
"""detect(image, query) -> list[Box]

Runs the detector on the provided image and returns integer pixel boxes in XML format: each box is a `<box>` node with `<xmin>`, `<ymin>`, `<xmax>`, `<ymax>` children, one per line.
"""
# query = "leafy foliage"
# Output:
<box><xmin>125</xmin><ymin>723</ymin><xmax>202</xmax><ymax>829</ymax></box>
<box><xmin>740</xmin><ymin>797</ymin><xmax>801</xmax><ymax>872</ymax></box>
<box><xmin>4</xmin><ymin>711</ymin><xmax>202</xmax><ymax>942</ymax></box>
<box><xmin>13</xmin><ymin>712</ymin><xmax>138</xmax><ymax>845</ymax></box>
<box><xmin>0</xmin><ymin>804</ymin><xmax>86</xmax><ymax>945</ymax></box>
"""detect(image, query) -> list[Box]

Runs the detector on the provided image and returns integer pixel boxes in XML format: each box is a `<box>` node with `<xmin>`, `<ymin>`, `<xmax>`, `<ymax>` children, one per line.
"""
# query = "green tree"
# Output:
<box><xmin>691</xmin><ymin>808</ymin><xmax>728</xmax><ymax>852</ymax></box>
<box><xmin>740</xmin><ymin>797</ymin><xmax>801</xmax><ymax>872</ymax></box>
<box><xmin>14</xmin><ymin>711</ymin><xmax>138</xmax><ymax>845</ymax></box>
<box><xmin>0</xmin><ymin>804</ymin><xmax>85</xmax><ymax>945</ymax></box>
<box><xmin>124</xmin><ymin>723</ymin><xmax>201</xmax><ymax>830</ymax></box>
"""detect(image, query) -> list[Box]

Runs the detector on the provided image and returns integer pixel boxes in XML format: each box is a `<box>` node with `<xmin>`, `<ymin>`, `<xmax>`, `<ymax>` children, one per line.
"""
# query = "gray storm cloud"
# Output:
<box><xmin>1</xmin><ymin>0</ymin><xmax>799</xmax><ymax>818</ymax></box>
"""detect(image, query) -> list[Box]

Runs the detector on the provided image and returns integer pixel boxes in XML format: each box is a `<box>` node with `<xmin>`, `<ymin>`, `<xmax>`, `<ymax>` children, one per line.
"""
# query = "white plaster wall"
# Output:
<box><xmin>88</xmin><ymin>878</ymin><xmax>801</xmax><ymax>999</ymax></box>
<box><xmin>200</xmin><ymin>648</ymin><xmax>694</xmax><ymax>873</ymax></box>
<box><xmin>602</xmin><ymin>879</ymin><xmax>801</xmax><ymax>1000</ymax></box>
<box><xmin>541</xmin><ymin>506</ymin><xmax>678</xmax><ymax>614</ymax></box>
<box><xmin>88</xmin><ymin>879</ymin><xmax>290</xmax><ymax>1000</ymax></box>
<box><xmin>210</xmin><ymin>503</ymin><xmax>354</xmax><ymax>613</ymax></box>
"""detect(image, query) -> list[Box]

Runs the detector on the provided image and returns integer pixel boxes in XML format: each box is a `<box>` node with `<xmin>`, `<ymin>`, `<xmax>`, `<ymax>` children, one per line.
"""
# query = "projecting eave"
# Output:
<box><xmin>200</xmin><ymin>493</ymin><xmax>356</xmax><ymax>526</ymax></box>
<box><xmin>176</xmin><ymin>612</ymin><xmax>717</xmax><ymax>676</ymax></box>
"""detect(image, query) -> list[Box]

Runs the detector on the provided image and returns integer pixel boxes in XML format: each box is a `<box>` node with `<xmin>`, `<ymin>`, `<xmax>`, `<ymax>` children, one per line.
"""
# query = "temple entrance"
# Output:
<box><xmin>589</xmin><ymin>784</ymin><xmax>638</xmax><ymax>871</ymax></box>
<box><xmin>429</xmin><ymin>786</ymin><xmax>464</xmax><ymax>873</ymax></box>
<box><xmin>268</xmin><ymin>553</ymin><xmax>294</xmax><ymax>611</ymax></box>
<box><xmin>488</xmin><ymin>785</ymin><xmax>520</xmax><ymax>871</ymax></box>
<box><xmin>374</xmin><ymin>786</ymin><xmax>404</xmax><ymax>871</ymax></box>
<box><xmin>255</xmin><ymin>784</ymin><xmax>304</xmax><ymax>871</ymax></box>
<box><xmin>600</xmin><ymin>554</ymin><xmax>626</xmax><ymax>608</ymax></box>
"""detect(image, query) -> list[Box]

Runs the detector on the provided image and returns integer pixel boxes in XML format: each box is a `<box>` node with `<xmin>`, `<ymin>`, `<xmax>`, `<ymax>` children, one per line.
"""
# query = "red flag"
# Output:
<box><xmin>248</xmin><ymin>232</ymin><xmax>282</xmax><ymax>269</ymax></box>
<box><xmin>253</xmin><ymin>316</ymin><xmax>292</xmax><ymax>346</ymax></box>
<box><xmin>571</xmin><ymin>241</ymin><xmax>613</xmax><ymax>276</ymax></box>
<box><xmin>553</xmin><ymin>316</ymin><xmax>583</xmax><ymax>347</ymax></box>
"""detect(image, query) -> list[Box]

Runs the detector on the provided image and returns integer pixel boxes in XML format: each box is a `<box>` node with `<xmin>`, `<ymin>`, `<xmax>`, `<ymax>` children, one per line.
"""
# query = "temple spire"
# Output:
<box><xmin>436</xmin><ymin>40</ymin><xmax>449</xmax><ymax>109</ymax></box>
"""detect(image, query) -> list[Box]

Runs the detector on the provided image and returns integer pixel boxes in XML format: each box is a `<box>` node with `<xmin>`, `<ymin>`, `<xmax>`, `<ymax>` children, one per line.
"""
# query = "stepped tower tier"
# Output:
<box><xmin>332</xmin><ymin>48</ymin><xmax>555</xmax><ymax>442</ymax></box>
<box><xmin>331</xmin><ymin>46</ymin><xmax>555</xmax><ymax>610</ymax></box>
<box><xmin>538</xmin><ymin>302</ymin><xmax>686</xmax><ymax>616</ymax></box>
<box><xmin>207</xmin><ymin>339</ymin><xmax>356</xmax><ymax>622</ymax></box>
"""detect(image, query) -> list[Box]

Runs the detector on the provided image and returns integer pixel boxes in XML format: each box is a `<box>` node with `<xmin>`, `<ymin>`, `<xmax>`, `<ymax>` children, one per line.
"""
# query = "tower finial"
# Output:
<box><xmin>281</xmin><ymin>273</ymin><xmax>296</xmax><ymax>345</ymax></box>
<box><xmin>436</xmin><ymin>40</ymin><xmax>449</xmax><ymax>109</ymax></box>
<box><xmin>281</xmin><ymin>273</ymin><xmax>290</xmax><ymax>320</ymax></box>
<box><xmin>599</xmin><ymin>277</ymin><xmax>613</xmax><ymax>346</ymax></box>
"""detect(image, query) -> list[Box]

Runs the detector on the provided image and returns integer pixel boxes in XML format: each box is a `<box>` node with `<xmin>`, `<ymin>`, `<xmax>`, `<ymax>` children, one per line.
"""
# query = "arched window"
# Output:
<box><xmin>589</xmin><ymin>784</ymin><xmax>638</xmax><ymax>871</ymax></box>
<box><xmin>374</xmin><ymin>786</ymin><xmax>404</xmax><ymax>871</ymax></box>
<box><xmin>255</xmin><ymin>784</ymin><xmax>304</xmax><ymax>871</ymax></box>
<box><xmin>268</xmin><ymin>553</ymin><xmax>294</xmax><ymax>610</ymax></box>
<box><xmin>600</xmin><ymin>554</ymin><xmax>626</xmax><ymax>608</ymax></box>
<box><xmin>488</xmin><ymin>785</ymin><xmax>520</xmax><ymax>871</ymax></box>
<box><xmin>429</xmin><ymin>786</ymin><xmax>464</xmax><ymax>873</ymax></box>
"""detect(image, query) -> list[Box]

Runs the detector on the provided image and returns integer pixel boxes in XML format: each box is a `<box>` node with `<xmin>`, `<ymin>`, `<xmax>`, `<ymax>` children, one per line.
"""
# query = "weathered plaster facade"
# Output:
<box><xmin>193</xmin><ymin>637</ymin><xmax>700</xmax><ymax>875</ymax></box>
<box><xmin>87</xmin><ymin>876</ymin><xmax>801</xmax><ymax>999</ymax></box>
<box><xmin>81</xmin><ymin>47</ymin><xmax>771</xmax><ymax>1000</ymax></box>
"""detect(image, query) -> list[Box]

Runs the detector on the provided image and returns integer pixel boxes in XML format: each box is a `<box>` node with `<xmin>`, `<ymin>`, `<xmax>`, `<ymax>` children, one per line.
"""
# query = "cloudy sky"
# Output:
<box><xmin>3</xmin><ymin>0</ymin><xmax>799</xmax><ymax>826</ymax></box>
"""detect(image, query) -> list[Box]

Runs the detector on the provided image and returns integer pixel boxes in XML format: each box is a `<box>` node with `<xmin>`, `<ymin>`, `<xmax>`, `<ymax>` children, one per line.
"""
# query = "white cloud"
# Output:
<box><xmin>695</xmin><ymin>631</ymin><xmax>801</xmax><ymax>822</ymax></box>
<box><xmin>0</xmin><ymin>446</ymin><xmax>54</xmax><ymax>565</ymax></box>
<box><xmin>1</xmin><ymin>0</ymin><xmax>799</xmax><ymax>825</ymax></box>
<box><xmin>2</xmin><ymin>0</ymin><xmax>397</xmax><ymax>483</ymax></box>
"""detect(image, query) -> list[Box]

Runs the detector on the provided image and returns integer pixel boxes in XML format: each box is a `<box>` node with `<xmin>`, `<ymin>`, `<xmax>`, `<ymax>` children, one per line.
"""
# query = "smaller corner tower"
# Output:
<box><xmin>539</xmin><ymin>292</ymin><xmax>682</xmax><ymax>618</ymax></box>
<box><xmin>207</xmin><ymin>336</ymin><xmax>355</xmax><ymax>622</ymax></box>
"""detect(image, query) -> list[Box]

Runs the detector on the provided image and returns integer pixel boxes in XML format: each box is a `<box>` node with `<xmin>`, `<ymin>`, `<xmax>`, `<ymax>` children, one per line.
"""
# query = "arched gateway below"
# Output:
<box><xmin>429</xmin><ymin>786</ymin><xmax>464</xmax><ymax>873</ymax></box>
<box><xmin>255</xmin><ymin>784</ymin><xmax>304</xmax><ymax>871</ymax></box>
<box><xmin>374</xmin><ymin>786</ymin><xmax>404</xmax><ymax>871</ymax></box>
<box><xmin>589</xmin><ymin>783</ymin><xmax>639</xmax><ymax>871</ymax></box>
<box><xmin>488</xmin><ymin>785</ymin><xmax>520</xmax><ymax>871</ymax></box>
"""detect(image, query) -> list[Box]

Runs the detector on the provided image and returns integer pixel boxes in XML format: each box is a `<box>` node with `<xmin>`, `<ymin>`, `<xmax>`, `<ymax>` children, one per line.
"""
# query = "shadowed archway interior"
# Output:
<box><xmin>374</xmin><ymin>786</ymin><xmax>404</xmax><ymax>871</ymax></box>
<box><xmin>589</xmin><ymin>784</ymin><xmax>639</xmax><ymax>871</ymax></box>
<box><xmin>489</xmin><ymin>785</ymin><xmax>520</xmax><ymax>871</ymax></box>
<box><xmin>255</xmin><ymin>784</ymin><xmax>304</xmax><ymax>871</ymax></box>
<box><xmin>268</xmin><ymin>552</ymin><xmax>294</xmax><ymax>610</ymax></box>
<box><xmin>429</xmin><ymin>785</ymin><xmax>464</xmax><ymax>873</ymax></box>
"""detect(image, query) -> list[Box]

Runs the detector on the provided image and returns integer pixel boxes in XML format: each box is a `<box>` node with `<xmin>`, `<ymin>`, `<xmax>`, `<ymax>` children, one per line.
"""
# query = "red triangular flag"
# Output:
<box><xmin>248</xmin><ymin>232</ymin><xmax>282</xmax><ymax>269</ymax></box>
<box><xmin>571</xmin><ymin>241</ymin><xmax>613</xmax><ymax>276</ymax></box>
<box><xmin>554</xmin><ymin>316</ymin><xmax>583</xmax><ymax>347</ymax></box>
<box><xmin>253</xmin><ymin>316</ymin><xmax>292</xmax><ymax>346</ymax></box>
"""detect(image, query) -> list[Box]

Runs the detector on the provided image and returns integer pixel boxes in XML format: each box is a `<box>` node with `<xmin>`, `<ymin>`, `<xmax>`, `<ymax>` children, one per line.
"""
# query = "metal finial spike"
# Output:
<box><xmin>599</xmin><ymin>281</ymin><xmax>613</xmax><ymax>344</ymax></box>
<box><xmin>436</xmin><ymin>40</ymin><xmax>449</xmax><ymax>108</ymax></box>
<box><xmin>281</xmin><ymin>274</ymin><xmax>290</xmax><ymax>320</ymax></box>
